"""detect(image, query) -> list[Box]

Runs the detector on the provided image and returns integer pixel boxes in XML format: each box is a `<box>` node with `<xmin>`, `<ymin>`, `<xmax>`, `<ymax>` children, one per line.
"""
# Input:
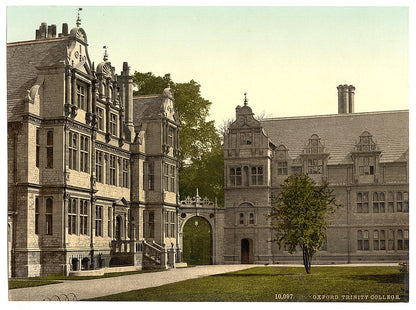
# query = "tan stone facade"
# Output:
<box><xmin>223</xmin><ymin>92</ymin><xmax>409</xmax><ymax>264</ymax></box>
<box><xmin>7</xmin><ymin>21</ymin><xmax>181</xmax><ymax>277</ymax></box>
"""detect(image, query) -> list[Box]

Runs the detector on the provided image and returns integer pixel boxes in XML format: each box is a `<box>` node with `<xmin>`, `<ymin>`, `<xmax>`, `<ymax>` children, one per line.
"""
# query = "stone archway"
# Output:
<box><xmin>182</xmin><ymin>216</ymin><xmax>212</xmax><ymax>265</ymax></box>
<box><xmin>178</xmin><ymin>190</ymin><xmax>224</xmax><ymax>265</ymax></box>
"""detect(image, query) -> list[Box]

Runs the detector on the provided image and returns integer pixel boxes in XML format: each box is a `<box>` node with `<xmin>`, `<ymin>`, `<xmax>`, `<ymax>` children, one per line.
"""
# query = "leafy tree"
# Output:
<box><xmin>267</xmin><ymin>174</ymin><xmax>340</xmax><ymax>274</ymax></box>
<box><xmin>132</xmin><ymin>71</ymin><xmax>223</xmax><ymax>204</ymax></box>
<box><xmin>179</xmin><ymin>145</ymin><xmax>224</xmax><ymax>206</ymax></box>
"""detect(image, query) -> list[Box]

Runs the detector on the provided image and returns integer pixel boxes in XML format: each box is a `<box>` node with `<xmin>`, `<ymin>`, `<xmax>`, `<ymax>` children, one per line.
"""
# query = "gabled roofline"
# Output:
<box><xmin>7</xmin><ymin>36</ymin><xmax>69</xmax><ymax>47</ymax></box>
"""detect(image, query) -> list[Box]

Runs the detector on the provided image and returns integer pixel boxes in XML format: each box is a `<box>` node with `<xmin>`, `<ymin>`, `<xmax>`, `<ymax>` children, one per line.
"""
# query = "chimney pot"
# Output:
<box><xmin>62</xmin><ymin>23</ymin><xmax>68</xmax><ymax>35</ymax></box>
<box><xmin>51</xmin><ymin>24</ymin><xmax>57</xmax><ymax>37</ymax></box>
<box><xmin>40</xmin><ymin>22</ymin><xmax>47</xmax><ymax>39</ymax></box>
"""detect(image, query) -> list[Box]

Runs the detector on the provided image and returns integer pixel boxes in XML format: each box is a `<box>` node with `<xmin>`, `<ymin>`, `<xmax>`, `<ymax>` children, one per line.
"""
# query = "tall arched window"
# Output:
<box><xmin>45</xmin><ymin>198</ymin><xmax>53</xmax><ymax>235</ymax></box>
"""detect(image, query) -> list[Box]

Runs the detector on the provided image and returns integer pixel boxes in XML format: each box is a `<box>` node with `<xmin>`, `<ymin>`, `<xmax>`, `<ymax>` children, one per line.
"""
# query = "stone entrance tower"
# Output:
<box><xmin>222</xmin><ymin>94</ymin><xmax>275</xmax><ymax>264</ymax></box>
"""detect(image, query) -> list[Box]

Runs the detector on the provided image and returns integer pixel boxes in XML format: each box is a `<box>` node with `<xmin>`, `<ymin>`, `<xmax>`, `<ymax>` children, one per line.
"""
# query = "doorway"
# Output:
<box><xmin>241</xmin><ymin>238</ymin><xmax>253</xmax><ymax>264</ymax></box>
<box><xmin>115</xmin><ymin>216</ymin><xmax>122</xmax><ymax>240</ymax></box>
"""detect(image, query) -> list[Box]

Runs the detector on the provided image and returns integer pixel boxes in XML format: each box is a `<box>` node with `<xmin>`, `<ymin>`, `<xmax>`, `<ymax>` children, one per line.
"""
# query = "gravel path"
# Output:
<box><xmin>8</xmin><ymin>265</ymin><xmax>254</xmax><ymax>301</ymax></box>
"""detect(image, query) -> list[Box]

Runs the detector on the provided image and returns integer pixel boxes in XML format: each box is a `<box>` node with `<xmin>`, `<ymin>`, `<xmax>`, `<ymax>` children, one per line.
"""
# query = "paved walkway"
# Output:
<box><xmin>8</xmin><ymin>263</ymin><xmax>400</xmax><ymax>301</ymax></box>
<box><xmin>9</xmin><ymin>265</ymin><xmax>254</xmax><ymax>301</ymax></box>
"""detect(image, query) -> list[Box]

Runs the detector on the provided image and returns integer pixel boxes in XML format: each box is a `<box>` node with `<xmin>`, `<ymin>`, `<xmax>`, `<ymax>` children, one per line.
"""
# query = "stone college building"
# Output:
<box><xmin>7</xmin><ymin>19</ymin><xmax>408</xmax><ymax>277</ymax></box>
<box><xmin>223</xmin><ymin>89</ymin><xmax>408</xmax><ymax>264</ymax></box>
<box><xmin>7</xmin><ymin>19</ymin><xmax>182</xmax><ymax>277</ymax></box>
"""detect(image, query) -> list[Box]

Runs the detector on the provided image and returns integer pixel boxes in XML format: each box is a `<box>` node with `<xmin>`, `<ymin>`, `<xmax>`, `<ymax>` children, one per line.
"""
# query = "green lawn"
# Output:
<box><xmin>87</xmin><ymin>266</ymin><xmax>408</xmax><ymax>302</ymax></box>
<box><xmin>9</xmin><ymin>268</ymin><xmax>165</xmax><ymax>290</ymax></box>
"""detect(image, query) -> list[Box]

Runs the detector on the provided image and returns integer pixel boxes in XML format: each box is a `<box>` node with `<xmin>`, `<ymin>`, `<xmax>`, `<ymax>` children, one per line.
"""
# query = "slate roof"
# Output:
<box><xmin>133</xmin><ymin>94</ymin><xmax>163</xmax><ymax>126</ymax></box>
<box><xmin>260</xmin><ymin>110</ymin><xmax>408</xmax><ymax>165</ymax></box>
<box><xmin>7</xmin><ymin>38</ymin><xmax>69</xmax><ymax>122</ymax></box>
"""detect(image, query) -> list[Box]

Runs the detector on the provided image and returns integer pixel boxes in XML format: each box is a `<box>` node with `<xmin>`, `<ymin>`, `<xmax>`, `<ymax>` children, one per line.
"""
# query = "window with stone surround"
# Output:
<box><xmin>396</xmin><ymin>191</ymin><xmax>409</xmax><ymax>212</ymax></box>
<box><xmin>251</xmin><ymin>166</ymin><xmax>264</xmax><ymax>185</ymax></box>
<box><xmin>397</xmin><ymin>230</ymin><xmax>404</xmax><ymax>250</ymax></box>
<box><xmin>170</xmin><ymin>212</ymin><xmax>175</xmax><ymax>238</ymax></box>
<box><xmin>122</xmin><ymin>158</ymin><xmax>129</xmax><ymax>188</ymax></box>
<box><xmin>46</xmin><ymin>130</ymin><xmax>54</xmax><ymax>169</ymax></box>
<box><xmin>240</xmin><ymin>132</ymin><xmax>252</xmax><ymax>145</ymax></box>
<box><xmin>80</xmin><ymin>200</ymin><xmax>88</xmax><ymax>235</ymax></box>
<box><xmin>373</xmin><ymin>230</ymin><xmax>379</xmax><ymax>250</ymax></box>
<box><xmin>69</xmin><ymin>132</ymin><xmax>78</xmax><ymax>170</ymax></box>
<box><xmin>95</xmin><ymin>205</ymin><xmax>103</xmax><ymax>237</ymax></box>
<box><xmin>404</xmin><ymin>229</ymin><xmax>409</xmax><ymax>250</ymax></box>
<box><xmin>388</xmin><ymin>229</ymin><xmax>395</xmax><ymax>250</ymax></box>
<box><xmin>148</xmin><ymin>211</ymin><xmax>155</xmax><ymax>238</ymax></box>
<box><xmin>230</xmin><ymin>167</ymin><xmax>242</xmax><ymax>186</ymax></box>
<box><xmin>170</xmin><ymin>165</ymin><xmax>175</xmax><ymax>192</ymax></box>
<box><xmin>80</xmin><ymin>135</ymin><xmax>89</xmax><ymax>173</ymax></box>
<box><xmin>35</xmin><ymin>197</ymin><xmax>39</xmax><ymax>234</ymax></box>
<box><xmin>373</xmin><ymin>230</ymin><xmax>386</xmax><ymax>251</ymax></box>
<box><xmin>96</xmin><ymin>107</ymin><xmax>104</xmax><ymax>131</ymax></box>
<box><xmin>108</xmin><ymin>155</ymin><xmax>117</xmax><ymax>186</ymax></box>
<box><xmin>249</xmin><ymin>213</ymin><xmax>255</xmax><ymax>225</ymax></box>
<box><xmin>147</xmin><ymin>162</ymin><xmax>155</xmax><ymax>191</ymax></box>
<box><xmin>167</xmin><ymin>126</ymin><xmax>175</xmax><ymax>147</ymax></box>
<box><xmin>308</xmin><ymin>158</ymin><xmax>323</xmax><ymax>174</ymax></box>
<box><xmin>76</xmin><ymin>83</ymin><xmax>86</xmax><ymax>110</ymax></box>
<box><xmin>36</xmin><ymin>128</ymin><xmax>40</xmax><ymax>168</ymax></box>
<box><xmin>357</xmin><ymin>230</ymin><xmax>369</xmax><ymax>250</ymax></box>
<box><xmin>68</xmin><ymin>198</ymin><xmax>77</xmax><ymax>235</ymax></box>
<box><xmin>163</xmin><ymin>163</ymin><xmax>169</xmax><ymax>191</ymax></box>
<box><xmin>277</xmin><ymin>161</ymin><xmax>288</xmax><ymax>175</ymax></box>
<box><xmin>110</xmin><ymin>113</ymin><xmax>118</xmax><ymax>136</ymax></box>
<box><xmin>356</xmin><ymin>192</ymin><xmax>369</xmax><ymax>213</ymax></box>
<box><xmin>108</xmin><ymin>207</ymin><xmax>112</xmax><ymax>238</ymax></box>
<box><xmin>359</xmin><ymin>157</ymin><xmax>375</xmax><ymax>176</ymax></box>
<box><xmin>239</xmin><ymin>213</ymin><xmax>244</xmax><ymax>225</ymax></box>
<box><xmin>387</xmin><ymin>192</ymin><xmax>395</xmax><ymax>212</ymax></box>
<box><xmin>373</xmin><ymin>192</ymin><xmax>385</xmax><ymax>213</ymax></box>
<box><xmin>45</xmin><ymin>198</ymin><xmax>53</xmax><ymax>235</ymax></box>
<box><xmin>96</xmin><ymin>151</ymin><xmax>103</xmax><ymax>183</ymax></box>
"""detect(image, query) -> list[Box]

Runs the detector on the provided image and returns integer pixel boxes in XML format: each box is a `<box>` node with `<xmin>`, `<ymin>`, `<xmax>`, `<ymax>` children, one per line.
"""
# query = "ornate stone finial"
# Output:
<box><xmin>76</xmin><ymin>8</ymin><xmax>83</xmax><ymax>27</ymax></box>
<box><xmin>103</xmin><ymin>46</ymin><xmax>109</xmax><ymax>61</ymax></box>
<box><xmin>244</xmin><ymin>92</ymin><xmax>248</xmax><ymax>106</ymax></box>
<box><xmin>196</xmin><ymin>188</ymin><xmax>199</xmax><ymax>197</ymax></box>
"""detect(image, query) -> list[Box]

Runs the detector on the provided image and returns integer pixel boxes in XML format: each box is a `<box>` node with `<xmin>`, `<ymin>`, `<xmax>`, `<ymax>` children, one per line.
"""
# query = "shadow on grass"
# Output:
<box><xmin>345</xmin><ymin>273</ymin><xmax>405</xmax><ymax>285</ymax></box>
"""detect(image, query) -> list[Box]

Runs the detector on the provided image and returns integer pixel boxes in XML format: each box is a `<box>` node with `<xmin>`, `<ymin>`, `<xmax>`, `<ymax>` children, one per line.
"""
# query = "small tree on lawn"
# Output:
<box><xmin>267</xmin><ymin>174</ymin><xmax>340</xmax><ymax>274</ymax></box>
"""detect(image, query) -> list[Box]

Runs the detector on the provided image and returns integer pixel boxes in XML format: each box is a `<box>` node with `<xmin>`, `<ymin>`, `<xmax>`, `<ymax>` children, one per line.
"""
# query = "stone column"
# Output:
<box><xmin>66</xmin><ymin>68</ymin><xmax>72</xmax><ymax>106</ymax></box>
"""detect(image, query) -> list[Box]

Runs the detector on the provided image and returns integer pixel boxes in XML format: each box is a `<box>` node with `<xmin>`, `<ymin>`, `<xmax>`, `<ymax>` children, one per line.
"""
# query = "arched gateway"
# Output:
<box><xmin>178</xmin><ymin>190</ymin><xmax>224</xmax><ymax>265</ymax></box>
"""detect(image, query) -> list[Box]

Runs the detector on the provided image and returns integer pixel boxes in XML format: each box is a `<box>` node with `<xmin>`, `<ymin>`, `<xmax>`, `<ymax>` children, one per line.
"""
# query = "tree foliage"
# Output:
<box><xmin>132</xmin><ymin>71</ymin><xmax>223</xmax><ymax>204</ymax></box>
<box><xmin>267</xmin><ymin>174</ymin><xmax>340</xmax><ymax>274</ymax></box>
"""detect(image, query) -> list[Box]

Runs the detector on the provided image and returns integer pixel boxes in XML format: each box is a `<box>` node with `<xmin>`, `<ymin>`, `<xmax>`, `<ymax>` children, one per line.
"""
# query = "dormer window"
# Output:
<box><xmin>308</xmin><ymin>159</ymin><xmax>323</xmax><ymax>174</ymax></box>
<box><xmin>305</xmin><ymin>134</ymin><xmax>325</xmax><ymax>154</ymax></box>
<box><xmin>356</xmin><ymin>131</ymin><xmax>377</xmax><ymax>151</ymax></box>
<box><xmin>351</xmin><ymin>131</ymin><xmax>381</xmax><ymax>183</ymax></box>
<box><xmin>359</xmin><ymin>157</ymin><xmax>375</xmax><ymax>175</ymax></box>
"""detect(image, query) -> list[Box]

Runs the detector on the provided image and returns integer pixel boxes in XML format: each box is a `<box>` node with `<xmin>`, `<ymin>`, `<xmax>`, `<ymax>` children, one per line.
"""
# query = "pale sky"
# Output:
<box><xmin>5</xmin><ymin>4</ymin><xmax>410</xmax><ymax>127</ymax></box>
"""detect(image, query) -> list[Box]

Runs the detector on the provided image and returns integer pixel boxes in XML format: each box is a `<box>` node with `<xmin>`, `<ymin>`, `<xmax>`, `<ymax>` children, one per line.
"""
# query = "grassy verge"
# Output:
<box><xmin>9</xmin><ymin>268</ymin><xmax>166</xmax><ymax>289</ymax></box>
<box><xmin>9</xmin><ymin>280</ymin><xmax>62</xmax><ymax>290</ymax></box>
<box><xmin>86</xmin><ymin>266</ymin><xmax>408</xmax><ymax>302</ymax></box>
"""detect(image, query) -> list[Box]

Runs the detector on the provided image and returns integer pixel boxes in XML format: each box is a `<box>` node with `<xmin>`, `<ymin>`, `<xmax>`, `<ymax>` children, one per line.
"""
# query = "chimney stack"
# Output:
<box><xmin>40</xmin><ymin>22</ymin><xmax>47</xmax><ymax>39</ymax></box>
<box><xmin>36</xmin><ymin>23</ymin><xmax>57</xmax><ymax>39</ymax></box>
<box><xmin>337</xmin><ymin>84</ymin><xmax>355</xmax><ymax>114</ymax></box>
